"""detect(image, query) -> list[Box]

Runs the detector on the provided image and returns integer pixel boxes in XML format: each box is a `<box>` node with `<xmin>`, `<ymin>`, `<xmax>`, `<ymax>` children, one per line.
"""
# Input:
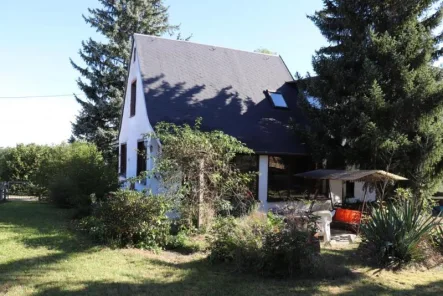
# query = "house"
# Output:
<box><xmin>118</xmin><ymin>34</ymin><xmax>374</xmax><ymax>211</ymax></box>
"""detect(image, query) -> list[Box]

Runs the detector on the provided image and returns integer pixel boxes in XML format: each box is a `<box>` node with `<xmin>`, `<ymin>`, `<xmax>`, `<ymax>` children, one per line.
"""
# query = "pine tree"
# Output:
<box><xmin>298</xmin><ymin>0</ymin><xmax>443</xmax><ymax>197</ymax></box>
<box><xmin>71</xmin><ymin>0</ymin><xmax>178</xmax><ymax>161</ymax></box>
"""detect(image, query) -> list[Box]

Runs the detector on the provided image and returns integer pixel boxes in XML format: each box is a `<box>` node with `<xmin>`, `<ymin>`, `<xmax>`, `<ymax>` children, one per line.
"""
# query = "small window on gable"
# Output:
<box><xmin>130</xmin><ymin>80</ymin><xmax>136</xmax><ymax>117</ymax></box>
<box><xmin>136</xmin><ymin>141</ymin><xmax>147</xmax><ymax>177</ymax></box>
<box><xmin>268</xmin><ymin>91</ymin><xmax>288</xmax><ymax>108</ymax></box>
<box><xmin>120</xmin><ymin>143</ymin><xmax>127</xmax><ymax>176</ymax></box>
<box><xmin>133</xmin><ymin>47</ymin><xmax>136</xmax><ymax>62</ymax></box>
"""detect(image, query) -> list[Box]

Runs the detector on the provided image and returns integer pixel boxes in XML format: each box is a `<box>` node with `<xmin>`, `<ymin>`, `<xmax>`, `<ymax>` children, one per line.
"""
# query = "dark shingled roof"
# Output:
<box><xmin>134</xmin><ymin>34</ymin><xmax>307</xmax><ymax>155</ymax></box>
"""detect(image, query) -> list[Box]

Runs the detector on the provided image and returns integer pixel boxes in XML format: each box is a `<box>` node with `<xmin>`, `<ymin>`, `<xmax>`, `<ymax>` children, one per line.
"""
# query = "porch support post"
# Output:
<box><xmin>197</xmin><ymin>158</ymin><xmax>205</xmax><ymax>229</ymax></box>
<box><xmin>357</xmin><ymin>185</ymin><xmax>369</xmax><ymax>235</ymax></box>
<box><xmin>258</xmin><ymin>155</ymin><xmax>269</xmax><ymax>212</ymax></box>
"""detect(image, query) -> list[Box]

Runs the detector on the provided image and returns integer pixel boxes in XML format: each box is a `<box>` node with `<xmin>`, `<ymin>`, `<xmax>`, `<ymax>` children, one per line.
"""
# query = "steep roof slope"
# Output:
<box><xmin>134</xmin><ymin>34</ymin><xmax>307</xmax><ymax>154</ymax></box>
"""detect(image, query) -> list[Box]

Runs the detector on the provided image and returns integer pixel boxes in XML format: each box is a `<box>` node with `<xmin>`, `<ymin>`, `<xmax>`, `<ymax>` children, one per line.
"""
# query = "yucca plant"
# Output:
<box><xmin>361</xmin><ymin>200</ymin><xmax>439</xmax><ymax>266</ymax></box>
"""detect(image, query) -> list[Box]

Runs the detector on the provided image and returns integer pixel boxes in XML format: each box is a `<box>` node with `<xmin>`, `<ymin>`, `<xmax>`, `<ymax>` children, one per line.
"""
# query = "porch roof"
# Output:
<box><xmin>294</xmin><ymin>169</ymin><xmax>407</xmax><ymax>182</ymax></box>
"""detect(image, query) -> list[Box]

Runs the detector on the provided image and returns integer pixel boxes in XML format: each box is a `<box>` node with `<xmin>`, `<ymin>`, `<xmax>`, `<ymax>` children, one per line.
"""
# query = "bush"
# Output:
<box><xmin>49</xmin><ymin>175</ymin><xmax>82</xmax><ymax>208</ymax></box>
<box><xmin>81</xmin><ymin>190</ymin><xmax>171</xmax><ymax>249</ymax></box>
<box><xmin>208</xmin><ymin>212</ymin><xmax>319</xmax><ymax>277</ymax></box>
<box><xmin>361</xmin><ymin>199</ymin><xmax>440</xmax><ymax>267</ymax></box>
<box><xmin>166</xmin><ymin>230</ymin><xmax>207</xmax><ymax>254</ymax></box>
<box><xmin>153</xmin><ymin>119</ymin><xmax>257</xmax><ymax>230</ymax></box>
<box><xmin>0</xmin><ymin>144</ymin><xmax>51</xmax><ymax>196</ymax></box>
<box><xmin>0</xmin><ymin>143</ymin><xmax>117</xmax><ymax>210</ymax></box>
<box><xmin>208</xmin><ymin>215</ymin><xmax>263</xmax><ymax>270</ymax></box>
<box><xmin>42</xmin><ymin>143</ymin><xmax>118</xmax><ymax>210</ymax></box>
<box><xmin>261</xmin><ymin>222</ymin><xmax>319</xmax><ymax>277</ymax></box>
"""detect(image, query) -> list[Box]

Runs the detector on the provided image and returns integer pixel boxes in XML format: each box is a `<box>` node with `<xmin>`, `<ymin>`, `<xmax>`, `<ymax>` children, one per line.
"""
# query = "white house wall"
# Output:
<box><xmin>329</xmin><ymin>180</ymin><xmax>343</xmax><ymax>204</ymax></box>
<box><xmin>329</xmin><ymin>181</ymin><xmax>376</xmax><ymax>204</ymax></box>
<box><xmin>118</xmin><ymin>45</ymin><xmax>156</xmax><ymax>192</ymax></box>
<box><xmin>354</xmin><ymin>182</ymin><xmax>376</xmax><ymax>202</ymax></box>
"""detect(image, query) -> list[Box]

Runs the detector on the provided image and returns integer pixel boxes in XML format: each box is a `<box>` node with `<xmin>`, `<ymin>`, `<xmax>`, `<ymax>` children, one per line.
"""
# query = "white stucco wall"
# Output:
<box><xmin>118</xmin><ymin>45</ymin><xmax>157</xmax><ymax>192</ymax></box>
<box><xmin>354</xmin><ymin>182</ymin><xmax>376</xmax><ymax>202</ymax></box>
<box><xmin>329</xmin><ymin>180</ymin><xmax>343</xmax><ymax>205</ymax></box>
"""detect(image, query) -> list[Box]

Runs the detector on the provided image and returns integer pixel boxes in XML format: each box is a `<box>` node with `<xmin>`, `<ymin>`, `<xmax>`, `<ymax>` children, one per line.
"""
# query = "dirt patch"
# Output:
<box><xmin>416</xmin><ymin>240</ymin><xmax>443</xmax><ymax>270</ymax></box>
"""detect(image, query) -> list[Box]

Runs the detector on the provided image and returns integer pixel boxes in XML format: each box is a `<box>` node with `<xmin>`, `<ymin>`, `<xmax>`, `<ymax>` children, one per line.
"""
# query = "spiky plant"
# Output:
<box><xmin>361</xmin><ymin>200</ymin><xmax>439</xmax><ymax>266</ymax></box>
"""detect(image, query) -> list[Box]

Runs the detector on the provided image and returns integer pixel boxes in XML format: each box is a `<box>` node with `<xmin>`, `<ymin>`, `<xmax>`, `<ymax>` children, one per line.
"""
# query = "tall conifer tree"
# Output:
<box><xmin>71</xmin><ymin>0</ymin><xmax>178</xmax><ymax>161</ymax></box>
<box><xmin>298</xmin><ymin>0</ymin><xmax>443</xmax><ymax>197</ymax></box>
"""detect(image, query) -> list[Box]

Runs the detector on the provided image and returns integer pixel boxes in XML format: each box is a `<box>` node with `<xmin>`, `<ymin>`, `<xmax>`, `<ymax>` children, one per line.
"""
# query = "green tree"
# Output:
<box><xmin>297</xmin><ymin>0</ymin><xmax>443</xmax><ymax>198</ymax></box>
<box><xmin>71</xmin><ymin>0</ymin><xmax>178</xmax><ymax>161</ymax></box>
<box><xmin>0</xmin><ymin>144</ymin><xmax>50</xmax><ymax>183</ymax></box>
<box><xmin>254</xmin><ymin>48</ymin><xmax>276</xmax><ymax>55</ymax></box>
<box><xmin>0</xmin><ymin>144</ymin><xmax>52</xmax><ymax>196</ymax></box>
<box><xmin>42</xmin><ymin>142</ymin><xmax>118</xmax><ymax>209</ymax></box>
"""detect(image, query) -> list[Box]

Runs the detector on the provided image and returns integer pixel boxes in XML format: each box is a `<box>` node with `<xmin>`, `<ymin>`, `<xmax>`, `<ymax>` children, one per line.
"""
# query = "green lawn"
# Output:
<box><xmin>0</xmin><ymin>200</ymin><xmax>442</xmax><ymax>296</ymax></box>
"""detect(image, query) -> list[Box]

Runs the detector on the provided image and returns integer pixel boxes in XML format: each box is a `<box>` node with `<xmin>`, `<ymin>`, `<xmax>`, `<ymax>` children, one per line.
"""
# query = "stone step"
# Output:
<box><xmin>331</xmin><ymin>234</ymin><xmax>357</xmax><ymax>243</ymax></box>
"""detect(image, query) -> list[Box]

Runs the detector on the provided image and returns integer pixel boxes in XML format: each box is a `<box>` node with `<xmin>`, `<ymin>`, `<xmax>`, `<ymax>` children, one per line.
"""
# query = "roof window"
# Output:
<box><xmin>268</xmin><ymin>91</ymin><xmax>288</xmax><ymax>108</ymax></box>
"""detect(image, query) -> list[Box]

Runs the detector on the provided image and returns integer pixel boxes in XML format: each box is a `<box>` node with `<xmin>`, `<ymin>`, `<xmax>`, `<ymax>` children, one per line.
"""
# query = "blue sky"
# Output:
<box><xmin>0</xmin><ymin>0</ymin><xmax>326</xmax><ymax>147</ymax></box>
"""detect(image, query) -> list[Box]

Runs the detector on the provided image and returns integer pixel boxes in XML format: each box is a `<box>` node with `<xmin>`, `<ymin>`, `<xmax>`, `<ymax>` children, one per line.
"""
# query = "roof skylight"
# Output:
<box><xmin>268</xmin><ymin>91</ymin><xmax>288</xmax><ymax>108</ymax></box>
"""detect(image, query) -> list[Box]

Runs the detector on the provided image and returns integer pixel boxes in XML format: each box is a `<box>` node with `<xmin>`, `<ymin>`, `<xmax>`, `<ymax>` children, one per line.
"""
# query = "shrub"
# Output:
<box><xmin>49</xmin><ymin>175</ymin><xmax>82</xmax><ymax>208</ymax></box>
<box><xmin>0</xmin><ymin>143</ymin><xmax>117</xmax><ymax>209</ymax></box>
<box><xmin>208</xmin><ymin>215</ymin><xmax>264</xmax><ymax>270</ymax></box>
<box><xmin>81</xmin><ymin>190</ymin><xmax>171</xmax><ymax>249</ymax></box>
<box><xmin>152</xmin><ymin>119</ymin><xmax>257</xmax><ymax>230</ymax></box>
<box><xmin>166</xmin><ymin>230</ymin><xmax>207</xmax><ymax>254</ymax></box>
<box><xmin>42</xmin><ymin>143</ymin><xmax>118</xmax><ymax>210</ymax></box>
<box><xmin>361</xmin><ymin>199</ymin><xmax>440</xmax><ymax>267</ymax></box>
<box><xmin>261</xmin><ymin>222</ymin><xmax>319</xmax><ymax>277</ymax></box>
<box><xmin>0</xmin><ymin>144</ymin><xmax>51</xmax><ymax>196</ymax></box>
<box><xmin>208</xmin><ymin>212</ymin><xmax>319</xmax><ymax>277</ymax></box>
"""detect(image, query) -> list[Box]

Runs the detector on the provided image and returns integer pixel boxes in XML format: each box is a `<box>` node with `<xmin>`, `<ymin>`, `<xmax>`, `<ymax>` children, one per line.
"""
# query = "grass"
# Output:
<box><xmin>0</xmin><ymin>200</ymin><xmax>442</xmax><ymax>295</ymax></box>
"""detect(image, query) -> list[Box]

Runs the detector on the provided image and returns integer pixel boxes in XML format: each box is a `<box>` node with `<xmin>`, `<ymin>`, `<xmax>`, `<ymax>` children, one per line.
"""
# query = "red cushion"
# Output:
<box><xmin>334</xmin><ymin>208</ymin><xmax>362</xmax><ymax>224</ymax></box>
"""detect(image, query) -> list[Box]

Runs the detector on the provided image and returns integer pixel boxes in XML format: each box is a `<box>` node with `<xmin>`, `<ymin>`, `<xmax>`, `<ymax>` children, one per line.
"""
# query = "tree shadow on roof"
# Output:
<box><xmin>142</xmin><ymin>75</ymin><xmax>306</xmax><ymax>154</ymax></box>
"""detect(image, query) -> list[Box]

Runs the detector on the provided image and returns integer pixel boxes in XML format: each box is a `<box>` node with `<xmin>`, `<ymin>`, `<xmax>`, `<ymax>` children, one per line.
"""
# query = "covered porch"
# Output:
<box><xmin>260</xmin><ymin>168</ymin><xmax>407</xmax><ymax>243</ymax></box>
